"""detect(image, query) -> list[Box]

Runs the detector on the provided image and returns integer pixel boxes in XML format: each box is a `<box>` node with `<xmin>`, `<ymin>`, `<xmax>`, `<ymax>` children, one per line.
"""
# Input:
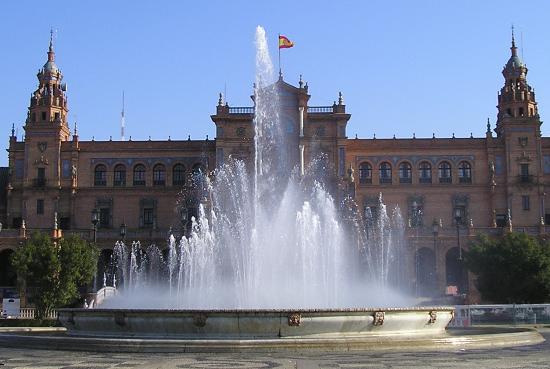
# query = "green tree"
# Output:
<box><xmin>466</xmin><ymin>232</ymin><xmax>550</xmax><ymax>303</ymax></box>
<box><xmin>11</xmin><ymin>233</ymin><xmax>98</xmax><ymax>319</ymax></box>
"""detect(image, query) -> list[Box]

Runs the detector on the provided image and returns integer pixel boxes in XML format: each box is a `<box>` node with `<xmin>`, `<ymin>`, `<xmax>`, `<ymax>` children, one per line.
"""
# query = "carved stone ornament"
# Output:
<box><xmin>193</xmin><ymin>313</ymin><xmax>207</xmax><ymax>327</ymax></box>
<box><xmin>373</xmin><ymin>311</ymin><xmax>385</xmax><ymax>326</ymax></box>
<box><xmin>38</xmin><ymin>142</ymin><xmax>47</xmax><ymax>153</ymax></box>
<box><xmin>288</xmin><ymin>312</ymin><xmax>301</xmax><ymax>327</ymax></box>
<box><xmin>429</xmin><ymin>311</ymin><xmax>437</xmax><ymax>324</ymax></box>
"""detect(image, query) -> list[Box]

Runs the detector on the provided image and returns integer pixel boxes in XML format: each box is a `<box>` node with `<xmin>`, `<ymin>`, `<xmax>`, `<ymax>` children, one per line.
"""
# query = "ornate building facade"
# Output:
<box><xmin>1</xmin><ymin>33</ymin><xmax>548</xmax><ymax>303</ymax></box>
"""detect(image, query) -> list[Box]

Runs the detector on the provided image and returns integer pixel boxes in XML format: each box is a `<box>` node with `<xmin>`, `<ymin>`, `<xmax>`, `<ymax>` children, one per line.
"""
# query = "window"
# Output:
<box><xmin>133</xmin><ymin>164</ymin><xmax>146</xmax><ymax>186</ymax></box>
<box><xmin>520</xmin><ymin>164</ymin><xmax>530</xmax><ymax>183</ymax></box>
<box><xmin>379</xmin><ymin>162</ymin><xmax>392</xmax><ymax>184</ymax></box>
<box><xmin>15</xmin><ymin>159</ymin><xmax>24</xmax><ymax>179</ymax></box>
<box><xmin>496</xmin><ymin>214</ymin><xmax>507</xmax><ymax>227</ymax></box>
<box><xmin>37</xmin><ymin>199</ymin><xmax>44</xmax><ymax>215</ymax></box>
<box><xmin>113</xmin><ymin>164</ymin><xmax>126</xmax><ymax>186</ymax></box>
<box><xmin>359</xmin><ymin>162</ymin><xmax>372</xmax><ymax>184</ymax></box>
<box><xmin>37</xmin><ymin>167</ymin><xmax>45</xmax><ymax>180</ymax></box>
<box><xmin>41</xmin><ymin>112</ymin><xmax>46</xmax><ymax>121</ymax></box>
<box><xmin>153</xmin><ymin>164</ymin><xmax>166</xmax><ymax>186</ymax></box>
<box><xmin>409</xmin><ymin>202</ymin><xmax>423</xmax><ymax>227</ymax></box>
<box><xmin>544</xmin><ymin>155</ymin><xmax>550</xmax><ymax>174</ymax></box>
<box><xmin>99</xmin><ymin>208</ymin><xmax>111</xmax><ymax>228</ymax></box>
<box><xmin>418</xmin><ymin>162</ymin><xmax>432</xmax><ymax>183</ymax></box>
<box><xmin>399</xmin><ymin>162</ymin><xmax>412</xmax><ymax>184</ymax></box>
<box><xmin>143</xmin><ymin>208</ymin><xmax>154</xmax><ymax>227</ymax></box>
<box><xmin>458</xmin><ymin>161</ymin><xmax>472</xmax><ymax>184</ymax></box>
<box><xmin>522</xmin><ymin>195</ymin><xmax>530</xmax><ymax>211</ymax></box>
<box><xmin>519</xmin><ymin>107</ymin><xmax>524</xmax><ymax>117</ymax></box>
<box><xmin>94</xmin><ymin>165</ymin><xmax>107</xmax><ymax>186</ymax></box>
<box><xmin>140</xmin><ymin>198</ymin><xmax>156</xmax><ymax>228</ymax></box>
<box><xmin>62</xmin><ymin>160</ymin><xmax>71</xmax><ymax>178</ymax></box>
<box><xmin>35</xmin><ymin>167</ymin><xmax>46</xmax><ymax>187</ymax></box>
<box><xmin>54</xmin><ymin>112</ymin><xmax>60</xmax><ymax>121</ymax></box>
<box><xmin>453</xmin><ymin>207</ymin><xmax>466</xmax><ymax>225</ymax></box>
<box><xmin>438</xmin><ymin>162</ymin><xmax>452</xmax><ymax>183</ymax></box>
<box><xmin>172</xmin><ymin>164</ymin><xmax>186</xmax><ymax>186</ymax></box>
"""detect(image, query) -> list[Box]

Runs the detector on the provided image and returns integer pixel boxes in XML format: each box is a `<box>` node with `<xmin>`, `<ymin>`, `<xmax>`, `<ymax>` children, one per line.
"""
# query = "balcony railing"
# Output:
<box><xmin>379</xmin><ymin>177</ymin><xmax>392</xmax><ymax>184</ymax></box>
<box><xmin>359</xmin><ymin>177</ymin><xmax>372</xmax><ymax>184</ymax></box>
<box><xmin>399</xmin><ymin>177</ymin><xmax>412</xmax><ymax>184</ymax></box>
<box><xmin>307</xmin><ymin>106</ymin><xmax>334</xmax><ymax>113</ymax></box>
<box><xmin>228</xmin><ymin>107</ymin><xmax>254</xmax><ymax>114</ymax></box>
<box><xmin>459</xmin><ymin>177</ymin><xmax>472</xmax><ymax>184</ymax></box>
<box><xmin>439</xmin><ymin>177</ymin><xmax>452</xmax><ymax>184</ymax></box>
<box><xmin>419</xmin><ymin>177</ymin><xmax>432</xmax><ymax>184</ymax></box>
<box><xmin>32</xmin><ymin>178</ymin><xmax>47</xmax><ymax>188</ymax></box>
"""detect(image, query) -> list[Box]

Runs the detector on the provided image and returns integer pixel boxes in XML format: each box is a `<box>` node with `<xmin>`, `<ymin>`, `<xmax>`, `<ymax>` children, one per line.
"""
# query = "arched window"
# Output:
<box><xmin>458</xmin><ymin>161</ymin><xmax>472</xmax><ymax>184</ymax></box>
<box><xmin>133</xmin><ymin>164</ymin><xmax>146</xmax><ymax>186</ymax></box>
<box><xmin>94</xmin><ymin>164</ymin><xmax>107</xmax><ymax>186</ymax></box>
<box><xmin>399</xmin><ymin>162</ymin><xmax>412</xmax><ymax>184</ymax></box>
<box><xmin>379</xmin><ymin>162</ymin><xmax>392</xmax><ymax>184</ymax></box>
<box><xmin>359</xmin><ymin>162</ymin><xmax>372</xmax><ymax>184</ymax></box>
<box><xmin>113</xmin><ymin>164</ymin><xmax>126</xmax><ymax>187</ymax></box>
<box><xmin>438</xmin><ymin>161</ymin><xmax>452</xmax><ymax>184</ymax></box>
<box><xmin>153</xmin><ymin>164</ymin><xmax>166</xmax><ymax>186</ymax></box>
<box><xmin>172</xmin><ymin>164</ymin><xmax>186</xmax><ymax>186</ymax></box>
<box><xmin>418</xmin><ymin>162</ymin><xmax>432</xmax><ymax>184</ymax></box>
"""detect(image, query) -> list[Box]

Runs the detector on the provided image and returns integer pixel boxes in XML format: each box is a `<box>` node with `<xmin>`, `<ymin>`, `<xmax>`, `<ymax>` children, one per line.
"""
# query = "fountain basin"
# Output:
<box><xmin>58</xmin><ymin>307</ymin><xmax>453</xmax><ymax>339</ymax></box>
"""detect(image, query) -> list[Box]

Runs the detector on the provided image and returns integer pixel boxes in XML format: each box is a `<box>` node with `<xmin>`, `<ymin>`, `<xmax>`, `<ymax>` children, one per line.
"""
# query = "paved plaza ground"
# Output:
<box><xmin>0</xmin><ymin>331</ymin><xmax>549</xmax><ymax>369</ymax></box>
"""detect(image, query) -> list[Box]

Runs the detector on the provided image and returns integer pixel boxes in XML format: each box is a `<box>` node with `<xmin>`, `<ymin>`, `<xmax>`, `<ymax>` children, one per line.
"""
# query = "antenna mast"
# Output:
<box><xmin>121</xmin><ymin>91</ymin><xmax>125</xmax><ymax>141</ymax></box>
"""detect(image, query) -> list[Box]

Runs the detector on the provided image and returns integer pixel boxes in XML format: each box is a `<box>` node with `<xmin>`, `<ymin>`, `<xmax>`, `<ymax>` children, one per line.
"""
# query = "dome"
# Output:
<box><xmin>506</xmin><ymin>55</ymin><xmax>523</xmax><ymax>69</ymax></box>
<box><xmin>43</xmin><ymin>60</ymin><xmax>59</xmax><ymax>73</ymax></box>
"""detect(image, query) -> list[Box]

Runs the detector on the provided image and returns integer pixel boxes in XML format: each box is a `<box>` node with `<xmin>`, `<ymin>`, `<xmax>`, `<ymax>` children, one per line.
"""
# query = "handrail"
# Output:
<box><xmin>307</xmin><ymin>106</ymin><xmax>334</xmax><ymax>113</ymax></box>
<box><xmin>228</xmin><ymin>107</ymin><xmax>254</xmax><ymax>114</ymax></box>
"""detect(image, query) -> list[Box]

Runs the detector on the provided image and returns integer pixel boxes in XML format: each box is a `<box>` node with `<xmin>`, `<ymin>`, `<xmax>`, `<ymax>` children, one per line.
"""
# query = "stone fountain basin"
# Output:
<box><xmin>58</xmin><ymin>307</ymin><xmax>454</xmax><ymax>339</ymax></box>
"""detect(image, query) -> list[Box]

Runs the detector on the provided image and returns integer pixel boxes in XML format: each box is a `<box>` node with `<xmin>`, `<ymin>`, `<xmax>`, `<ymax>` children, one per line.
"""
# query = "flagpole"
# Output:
<box><xmin>278</xmin><ymin>33</ymin><xmax>281</xmax><ymax>78</ymax></box>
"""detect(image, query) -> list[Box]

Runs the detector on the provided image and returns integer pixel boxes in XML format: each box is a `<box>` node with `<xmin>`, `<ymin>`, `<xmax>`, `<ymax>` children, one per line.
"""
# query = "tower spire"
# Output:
<box><xmin>511</xmin><ymin>25</ymin><xmax>517</xmax><ymax>57</ymax></box>
<box><xmin>121</xmin><ymin>91</ymin><xmax>125</xmax><ymax>141</ymax></box>
<box><xmin>48</xmin><ymin>28</ymin><xmax>55</xmax><ymax>62</ymax></box>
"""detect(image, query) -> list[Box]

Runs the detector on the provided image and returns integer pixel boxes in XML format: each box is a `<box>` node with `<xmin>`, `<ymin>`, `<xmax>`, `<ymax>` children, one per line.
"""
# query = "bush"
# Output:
<box><xmin>11</xmin><ymin>233</ymin><xmax>98</xmax><ymax>319</ymax></box>
<box><xmin>466</xmin><ymin>233</ymin><xmax>550</xmax><ymax>303</ymax></box>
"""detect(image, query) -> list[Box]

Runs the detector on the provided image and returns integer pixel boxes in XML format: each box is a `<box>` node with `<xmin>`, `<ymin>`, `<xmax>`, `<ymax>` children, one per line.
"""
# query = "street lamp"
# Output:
<box><xmin>91</xmin><ymin>208</ymin><xmax>99</xmax><ymax>244</ymax></box>
<box><xmin>180</xmin><ymin>207</ymin><xmax>188</xmax><ymax>235</ymax></box>
<box><xmin>454</xmin><ymin>208</ymin><xmax>462</xmax><ymax>261</ymax></box>
<box><xmin>119</xmin><ymin>222</ymin><xmax>127</xmax><ymax>243</ymax></box>
<box><xmin>432</xmin><ymin>218</ymin><xmax>439</xmax><ymax>248</ymax></box>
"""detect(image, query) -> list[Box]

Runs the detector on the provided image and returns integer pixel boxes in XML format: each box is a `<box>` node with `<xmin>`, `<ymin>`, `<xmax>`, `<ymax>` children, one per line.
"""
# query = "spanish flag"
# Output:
<box><xmin>279</xmin><ymin>35</ymin><xmax>294</xmax><ymax>49</ymax></box>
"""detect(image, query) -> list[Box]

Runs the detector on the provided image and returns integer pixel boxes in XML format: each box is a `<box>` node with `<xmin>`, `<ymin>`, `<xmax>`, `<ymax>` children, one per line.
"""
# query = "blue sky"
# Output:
<box><xmin>2</xmin><ymin>1</ymin><xmax>550</xmax><ymax>166</ymax></box>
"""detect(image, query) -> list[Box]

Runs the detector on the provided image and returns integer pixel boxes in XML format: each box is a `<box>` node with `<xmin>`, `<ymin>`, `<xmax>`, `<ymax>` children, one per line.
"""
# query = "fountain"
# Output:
<box><xmin>6</xmin><ymin>26</ymin><xmax>540</xmax><ymax>352</ymax></box>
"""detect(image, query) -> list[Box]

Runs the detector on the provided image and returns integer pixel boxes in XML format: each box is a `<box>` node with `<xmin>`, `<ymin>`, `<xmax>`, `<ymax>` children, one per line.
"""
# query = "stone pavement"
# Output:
<box><xmin>0</xmin><ymin>332</ymin><xmax>549</xmax><ymax>369</ymax></box>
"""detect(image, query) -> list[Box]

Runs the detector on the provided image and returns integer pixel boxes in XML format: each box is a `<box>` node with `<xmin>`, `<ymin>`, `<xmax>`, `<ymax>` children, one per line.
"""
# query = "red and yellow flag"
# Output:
<box><xmin>279</xmin><ymin>35</ymin><xmax>294</xmax><ymax>49</ymax></box>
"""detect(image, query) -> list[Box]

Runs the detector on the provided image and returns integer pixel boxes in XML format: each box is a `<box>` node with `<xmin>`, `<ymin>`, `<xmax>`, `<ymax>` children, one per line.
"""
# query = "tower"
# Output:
<box><xmin>495</xmin><ymin>30</ymin><xmax>543</xmax><ymax>226</ymax></box>
<box><xmin>19</xmin><ymin>31</ymin><xmax>71</xmax><ymax>228</ymax></box>
<box><xmin>495</xmin><ymin>29</ymin><xmax>539</xmax><ymax>135</ymax></box>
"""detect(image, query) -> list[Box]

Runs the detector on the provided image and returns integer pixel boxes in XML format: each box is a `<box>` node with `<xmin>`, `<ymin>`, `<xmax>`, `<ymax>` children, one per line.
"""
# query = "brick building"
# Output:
<box><xmin>1</xmin><ymin>33</ymin><xmax>548</xmax><ymax>302</ymax></box>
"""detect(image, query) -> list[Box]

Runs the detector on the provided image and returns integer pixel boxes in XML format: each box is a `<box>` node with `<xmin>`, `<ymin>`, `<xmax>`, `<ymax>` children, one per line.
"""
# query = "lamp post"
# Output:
<box><xmin>91</xmin><ymin>208</ymin><xmax>99</xmax><ymax>244</ymax></box>
<box><xmin>454</xmin><ymin>208</ymin><xmax>462</xmax><ymax>261</ymax></box>
<box><xmin>432</xmin><ymin>218</ymin><xmax>439</xmax><ymax>292</ymax></box>
<box><xmin>119</xmin><ymin>221</ymin><xmax>127</xmax><ymax>243</ymax></box>
<box><xmin>180</xmin><ymin>207</ymin><xmax>188</xmax><ymax>237</ymax></box>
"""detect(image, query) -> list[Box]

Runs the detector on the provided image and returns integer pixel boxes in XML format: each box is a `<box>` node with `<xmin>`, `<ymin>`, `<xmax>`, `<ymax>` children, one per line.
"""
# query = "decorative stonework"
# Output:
<box><xmin>288</xmin><ymin>313</ymin><xmax>301</xmax><ymax>326</ymax></box>
<box><xmin>428</xmin><ymin>311</ymin><xmax>437</xmax><ymax>324</ymax></box>
<box><xmin>193</xmin><ymin>313</ymin><xmax>208</xmax><ymax>327</ymax></box>
<box><xmin>373</xmin><ymin>311</ymin><xmax>385</xmax><ymax>326</ymax></box>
